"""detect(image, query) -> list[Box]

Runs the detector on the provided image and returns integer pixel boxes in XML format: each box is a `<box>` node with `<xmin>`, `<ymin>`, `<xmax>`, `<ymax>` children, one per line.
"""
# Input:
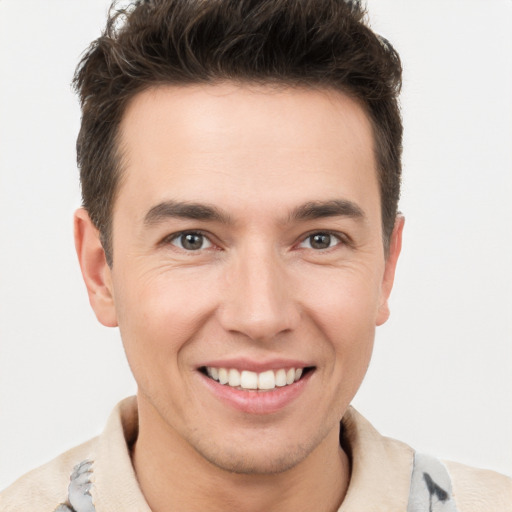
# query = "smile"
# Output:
<box><xmin>202</xmin><ymin>366</ymin><xmax>308</xmax><ymax>391</ymax></box>
<box><xmin>198</xmin><ymin>363</ymin><xmax>315</xmax><ymax>414</ymax></box>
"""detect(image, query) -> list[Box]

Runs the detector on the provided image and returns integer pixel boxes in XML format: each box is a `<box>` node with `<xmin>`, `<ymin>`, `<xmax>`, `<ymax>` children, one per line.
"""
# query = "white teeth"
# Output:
<box><xmin>228</xmin><ymin>368</ymin><xmax>241</xmax><ymax>387</ymax></box>
<box><xmin>240</xmin><ymin>370</ymin><xmax>258</xmax><ymax>389</ymax></box>
<box><xmin>275</xmin><ymin>369</ymin><xmax>287</xmax><ymax>387</ymax></box>
<box><xmin>218</xmin><ymin>368</ymin><xmax>229</xmax><ymax>385</ymax></box>
<box><xmin>258</xmin><ymin>370</ymin><xmax>275</xmax><ymax>390</ymax></box>
<box><xmin>205</xmin><ymin>366</ymin><xmax>307</xmax><ymax>390</ymax></box>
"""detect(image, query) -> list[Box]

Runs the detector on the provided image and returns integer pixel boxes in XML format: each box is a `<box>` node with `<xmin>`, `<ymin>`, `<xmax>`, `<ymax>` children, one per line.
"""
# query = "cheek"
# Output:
<box><xmin>113</xmin><ymin>269</ymin><xmax>219</xmax><ymax>368</ymax></box>
<box><xmin>299</xmin><ymin>265</ymin><xmax>382</xmax><ymax>332</ymax></box>
<box><xmin>298</xmin><ymin>267</ymin><xmax>379</xmax><ymax>378</ymax></box>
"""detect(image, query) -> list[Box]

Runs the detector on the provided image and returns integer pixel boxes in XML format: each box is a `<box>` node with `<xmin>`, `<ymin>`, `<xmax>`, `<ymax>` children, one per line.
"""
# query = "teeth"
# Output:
<box><xmin>205</xmin><ymin>366</ymin><xmax>306</xmax><ymax>390</ymax></box>
<box><xmin>275</xmin><ymin>369</ymin><xmax>287</xmax><ymax>387</ymax></box>
<box><xmin>258</xmin><ymin>370</ymin><xmax>275</xmax><ymax>390</ymax></box>
<box><xmin>218</xmin><ymin>368</ymin><xmax>229</xmax><ymax>385</ymax></box>
<box><xmin>228</xmin><ymin>368</ymin><xmax>241</xmax><ymax>387</ymax></box>
<box><xmin>240</xmin><ymin>370</ymin><xmax>258</xmax><ymax>389</ymax></box>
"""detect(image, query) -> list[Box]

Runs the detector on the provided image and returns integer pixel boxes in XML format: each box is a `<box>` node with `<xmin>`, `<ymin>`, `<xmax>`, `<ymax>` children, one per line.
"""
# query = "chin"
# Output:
<box><xmin>197</xmin><ymin>444</ymin><xmax>312</xmax><ymax>475</ymax></box>
<box><xmin>187</xmin><ymin>422</ymin><xmax>333</xmax><ymax>476</ymax></box>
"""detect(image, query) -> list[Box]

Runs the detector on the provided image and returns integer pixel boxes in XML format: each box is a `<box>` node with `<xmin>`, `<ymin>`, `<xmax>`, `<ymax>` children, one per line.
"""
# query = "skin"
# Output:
<box><xmin>75</xmin><ymin>83</ymin><xmax>403</xmax><ymax>512</ymax></box>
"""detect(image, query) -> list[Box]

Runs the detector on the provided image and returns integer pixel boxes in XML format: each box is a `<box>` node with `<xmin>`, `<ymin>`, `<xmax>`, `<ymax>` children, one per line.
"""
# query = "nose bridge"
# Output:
<box><xmin>219</xmin><ymin>239</ymin><xmax>298</xmax><ymax>340</ymax></box>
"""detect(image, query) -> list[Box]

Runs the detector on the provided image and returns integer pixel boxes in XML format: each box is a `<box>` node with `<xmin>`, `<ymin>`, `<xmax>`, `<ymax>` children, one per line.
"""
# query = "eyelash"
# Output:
<box><xmin>163</xmin><ymin>231</ymin><xmax>214</xmax><ymax>252</ymax></box>
<box><xmin>297</xmin><ymin>231</ymin><xmax>348</xmax><ymax>251</ymax></box>
<box><xmin>162</xmin><ymin>230</ymin><xmax>350</xmax><ymax>253</ymax></box>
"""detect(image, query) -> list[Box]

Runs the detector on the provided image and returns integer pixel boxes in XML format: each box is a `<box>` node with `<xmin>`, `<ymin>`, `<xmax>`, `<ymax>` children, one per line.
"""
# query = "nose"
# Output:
<box><xmin>218</xmin><ymin>245</ymin><xmax>300</xmax><ymax>342</ymax></box>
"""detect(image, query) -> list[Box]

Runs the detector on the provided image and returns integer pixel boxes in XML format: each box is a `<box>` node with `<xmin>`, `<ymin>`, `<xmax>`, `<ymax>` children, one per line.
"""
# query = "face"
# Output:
<box><xmin>77</xmin><ymin>83</ymin><xmax>402</xmax><ymax>475</ymax></box>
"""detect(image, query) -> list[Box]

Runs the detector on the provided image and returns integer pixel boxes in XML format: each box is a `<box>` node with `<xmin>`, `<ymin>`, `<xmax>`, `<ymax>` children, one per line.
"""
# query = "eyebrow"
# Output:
<box><xmin>143</xmin><ymin>198</ymin><xmax>365</xmax><ymax>227</ymax></box>
<box><xmin>289</xmin><ymin>199</ymin><xmax>365</xmax><ymax>222</ymax></box>
<box><xmin>144</xmin><ymin>200</ymin><xmax>232</xmax><ymax>226</ymax></box>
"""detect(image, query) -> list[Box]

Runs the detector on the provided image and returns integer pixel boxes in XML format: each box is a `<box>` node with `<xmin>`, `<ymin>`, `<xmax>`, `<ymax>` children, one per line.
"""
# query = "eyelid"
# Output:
<box><xmin>161</xmin><ymin>229</ymin><xmax>217</xmax><ymax>251</ymax></box>
<box><xmin>296</xmin><ymin>230</ymin><xmax>351</xmax><ymax>250</ymax></box>
<box><xmin>159</xmin><ymin>229</ymin><xmax>352</xmax><ymax>252</ymax></box>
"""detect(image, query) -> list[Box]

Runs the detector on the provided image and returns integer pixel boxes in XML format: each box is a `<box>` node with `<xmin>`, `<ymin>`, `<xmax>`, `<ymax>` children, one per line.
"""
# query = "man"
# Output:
<box><xmin>1</xmin><ymin>1</ymin><xmax>510</xmax><ymax>511</ymax></box>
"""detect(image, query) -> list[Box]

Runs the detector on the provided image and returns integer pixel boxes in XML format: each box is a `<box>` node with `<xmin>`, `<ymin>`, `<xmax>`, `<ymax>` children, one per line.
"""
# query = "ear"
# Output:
<box><xmin>376</xmin><ymin>215</ymin><xmax>404</xmax><ymax>326</ymax></box>
<box><xmin>74</xmin><ymin>208</ymin><xmax>118</xmax><ymax>327</ymax></box>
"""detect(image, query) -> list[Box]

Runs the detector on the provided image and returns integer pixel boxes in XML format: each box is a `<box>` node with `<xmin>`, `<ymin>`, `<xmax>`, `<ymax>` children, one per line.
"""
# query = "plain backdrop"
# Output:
<box><xmin>0</xmin><ymin>0</ymin><xmax>511</xmax><ymax>490</ymax></box>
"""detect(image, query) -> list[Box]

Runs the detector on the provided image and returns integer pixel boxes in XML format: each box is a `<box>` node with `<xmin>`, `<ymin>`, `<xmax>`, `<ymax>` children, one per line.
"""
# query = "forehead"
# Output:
<box><xmin>116</xmin><ymin>83</ymin><xmax>379</xmax><ymax>221</ymax></box>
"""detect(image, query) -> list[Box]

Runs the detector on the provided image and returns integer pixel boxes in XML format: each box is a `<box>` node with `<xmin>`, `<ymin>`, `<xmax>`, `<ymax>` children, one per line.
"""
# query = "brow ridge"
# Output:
<box><xmin>144</xmin><ymin>198</ymin><xmax>364</xmax><ymax>227</ymax></box>
<box><xmin>290</xmin><ymin>199</ymin><xmax>365</xmax><ymax>222</ymax></box>
<box><xmin>144</xmin><ymin>200</ymin><xmax>231</xmax><ymax>225</ymax></box>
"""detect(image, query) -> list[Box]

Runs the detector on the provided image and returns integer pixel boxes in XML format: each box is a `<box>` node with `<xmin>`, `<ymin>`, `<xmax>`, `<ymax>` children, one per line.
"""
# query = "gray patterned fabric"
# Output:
<box><xmin>53</xmin><ymin>460</ymin><xmax>96</xmax><ymax>512</ymax></box>
<box><xmin>54</xmin><ymin>451</ymin><xmax>458</xmax><ymax>512</ymax></box>
<box><xmin>407</xmin><ymin>453</ymin><xmax>459</xmax><ymax>512</ymax></box>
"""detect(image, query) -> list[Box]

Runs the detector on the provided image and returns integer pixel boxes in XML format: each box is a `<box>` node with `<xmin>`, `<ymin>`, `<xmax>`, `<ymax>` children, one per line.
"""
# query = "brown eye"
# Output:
<box><xmin>310</xmin><ymin>233</ymin><xmax>331</xmax><ymax>249</ymax></box>
<box><xmin>171</xmin><ymin>232</ymin><xmax>212</xmax><ymax>251</ymax></box>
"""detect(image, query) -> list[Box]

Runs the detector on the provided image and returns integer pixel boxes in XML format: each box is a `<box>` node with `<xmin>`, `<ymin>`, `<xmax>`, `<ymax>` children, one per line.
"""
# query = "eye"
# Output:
<box><xmin>299</xmin><ymin>232</ymin><xmax>342</xmax><ymax>250</ymax></box>
<box><xmin>169</xmin><ymin>232</ymin><xmax>212</xmax><ymax>251</ymax></box>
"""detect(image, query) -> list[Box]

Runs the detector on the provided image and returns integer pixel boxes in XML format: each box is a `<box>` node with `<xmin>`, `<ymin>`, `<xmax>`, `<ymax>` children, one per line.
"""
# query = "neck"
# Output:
<box><xmin>132</xmin><ymin>397</ymin><xmax>350</xmax><ymax>512</ymax></box>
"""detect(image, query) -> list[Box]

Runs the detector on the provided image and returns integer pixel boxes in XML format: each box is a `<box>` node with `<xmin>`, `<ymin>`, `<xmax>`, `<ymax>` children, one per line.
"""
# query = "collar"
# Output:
<box><xmin>87</xmin><ymin>397</ymin><xmax>414</xmax><ymax>511</ymax></box>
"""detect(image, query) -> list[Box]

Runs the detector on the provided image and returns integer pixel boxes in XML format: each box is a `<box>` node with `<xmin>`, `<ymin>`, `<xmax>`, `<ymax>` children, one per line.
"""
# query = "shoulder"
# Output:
<box><xmin>0</xmin><ymin>397</ymin><xmax>140</xmax><ymax>512</ymax></box>
<box><xmin>0</xmin><ymin>437</ymin><xmax>97</xmax><ymax>512</ymax></box>
<box><xmin>444</xmin><ymin>459</ymin><xmax>512</xmax><ymax>512</ymax></box>
<box><xmin>342</xmin><ymin>407</ymin><xmax>511</xmax><ymax>512</ymax></box>
<box><xmin>408</xmin><ymin>451</ymin><xmax>511</xmax><ymax>512</ymax></box>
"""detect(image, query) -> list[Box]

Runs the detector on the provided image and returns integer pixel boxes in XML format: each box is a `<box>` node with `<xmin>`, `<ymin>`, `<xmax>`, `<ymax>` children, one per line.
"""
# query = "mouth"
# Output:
<box><xmin>199</xmin><ymin>365</ymin><xmax>315</xmax><ymax>391</ymax></box>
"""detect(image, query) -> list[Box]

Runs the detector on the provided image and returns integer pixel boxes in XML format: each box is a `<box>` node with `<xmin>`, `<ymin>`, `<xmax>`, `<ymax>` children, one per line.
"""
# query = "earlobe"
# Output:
<box><xmin>74</xmin><ymin>208</ymin><xmax>118</xmax><ymax>327</ymax></box>
<box><xmin>376</xmin><ymin>215</ymin><xmax>404</xmax><ymax>326</ymax></box>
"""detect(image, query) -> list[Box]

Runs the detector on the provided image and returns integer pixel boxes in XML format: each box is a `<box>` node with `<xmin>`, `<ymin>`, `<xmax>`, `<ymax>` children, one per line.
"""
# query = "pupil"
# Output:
<box><xmin>311</xmin><ymin>233</ymin><xmax>330</xmax><ymax>249</ymax></box>
<box><xmin>183</xmin><ymin>233</ymin><xmax>203</xmax><ymax>250</ymax></box>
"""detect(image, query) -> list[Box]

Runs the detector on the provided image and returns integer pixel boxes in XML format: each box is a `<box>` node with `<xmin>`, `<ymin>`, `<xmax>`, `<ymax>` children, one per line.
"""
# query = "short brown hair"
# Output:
<box><xmin>74</xmin><ymin>0</ymin><xmax>402</xmax><ymax>266</ymax></box>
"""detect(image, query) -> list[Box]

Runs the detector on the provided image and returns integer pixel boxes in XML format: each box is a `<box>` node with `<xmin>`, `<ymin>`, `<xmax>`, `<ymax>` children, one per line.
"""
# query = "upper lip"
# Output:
<box><xmin>198</xmin><ymin>357</ymin><xmax>314</xmax><ymax>373</ymax></box>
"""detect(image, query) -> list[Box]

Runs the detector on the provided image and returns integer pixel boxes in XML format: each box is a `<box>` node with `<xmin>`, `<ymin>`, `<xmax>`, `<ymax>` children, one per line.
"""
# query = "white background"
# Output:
<box><xmin>0</xmin><ymin>0</ymin><xmax>511</xmax><ymax>490</ymax></box>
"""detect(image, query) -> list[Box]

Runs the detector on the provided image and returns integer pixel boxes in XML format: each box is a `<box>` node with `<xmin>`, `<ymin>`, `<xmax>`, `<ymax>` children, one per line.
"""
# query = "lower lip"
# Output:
<box><xmin>199</xmin><ymin>371</ymin><xmax>313</xmax><ymax>415</ymax></box>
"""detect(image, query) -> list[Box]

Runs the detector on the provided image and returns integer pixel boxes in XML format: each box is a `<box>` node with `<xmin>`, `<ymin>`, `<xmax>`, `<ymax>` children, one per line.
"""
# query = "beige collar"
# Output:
<box><xmin>89</xmin><ymin>397</ymin><xmax>414</xmax><ymax>511</ymax></box>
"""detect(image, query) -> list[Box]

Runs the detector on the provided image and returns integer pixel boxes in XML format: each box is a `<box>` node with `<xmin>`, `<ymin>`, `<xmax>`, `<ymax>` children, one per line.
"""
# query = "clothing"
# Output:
<box><xmin>1</xmin><ymin>397</ymin><xmax>510</xmax><ymax>511</ymax></box>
